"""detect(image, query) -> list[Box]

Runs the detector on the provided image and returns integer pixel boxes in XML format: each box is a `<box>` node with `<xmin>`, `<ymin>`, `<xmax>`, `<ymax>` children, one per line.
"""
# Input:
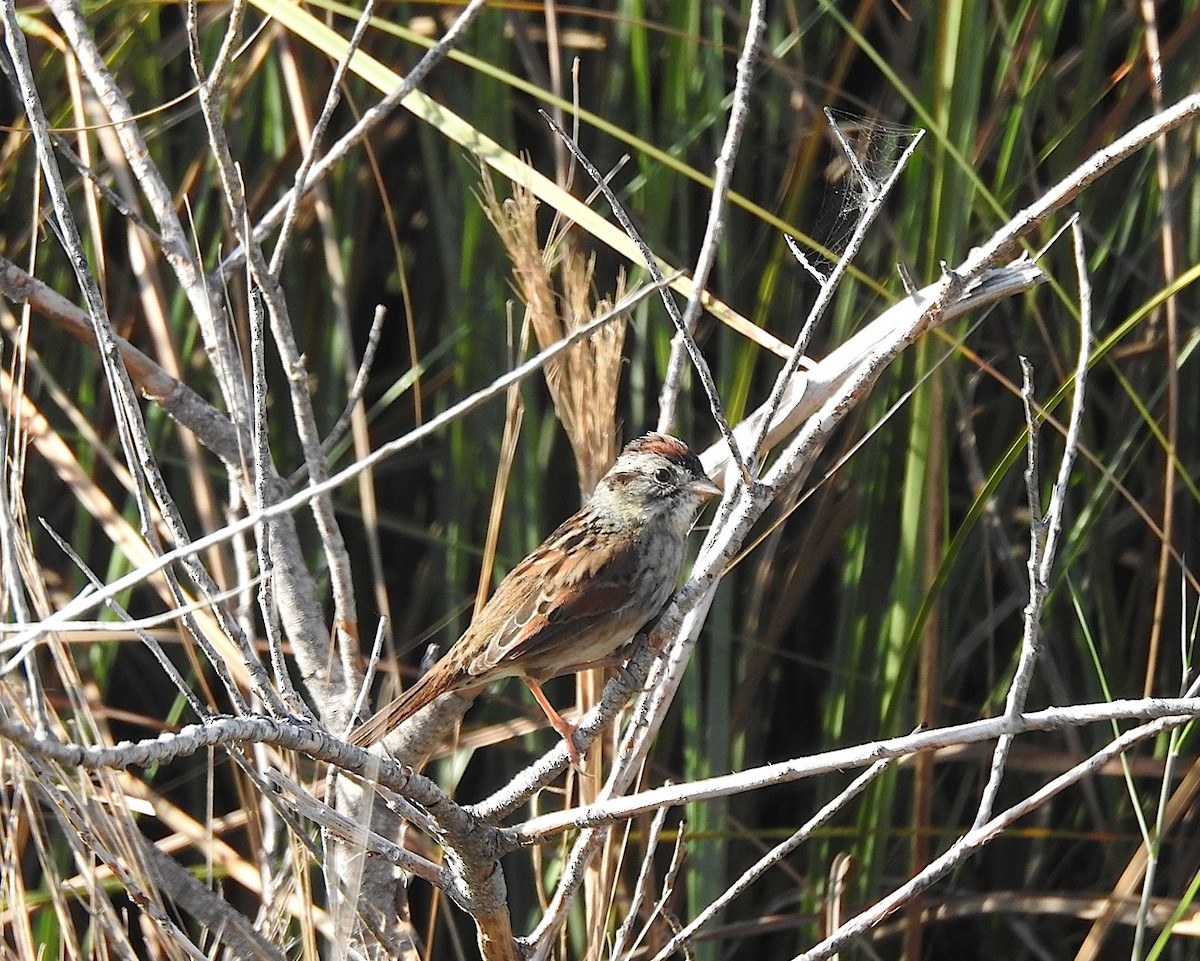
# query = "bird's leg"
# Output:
<box><xmin>524</xmin><ymin>677</ymin><xmax>581</xmax><ymax>765</ymax></box>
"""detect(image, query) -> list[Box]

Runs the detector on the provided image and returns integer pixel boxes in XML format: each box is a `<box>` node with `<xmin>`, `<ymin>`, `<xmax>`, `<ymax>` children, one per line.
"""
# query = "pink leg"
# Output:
<box><xmin>524</xmin><ymin>677</ymin><xmax>581</xmax><ymax>765</ymax></box>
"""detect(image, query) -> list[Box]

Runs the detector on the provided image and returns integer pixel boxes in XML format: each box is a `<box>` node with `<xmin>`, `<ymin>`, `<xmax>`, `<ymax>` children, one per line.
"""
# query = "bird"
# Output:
<box><xmin>348</xmin><ymin>432</ymin><xmax>721</xmax><ymax>762</ymax></box>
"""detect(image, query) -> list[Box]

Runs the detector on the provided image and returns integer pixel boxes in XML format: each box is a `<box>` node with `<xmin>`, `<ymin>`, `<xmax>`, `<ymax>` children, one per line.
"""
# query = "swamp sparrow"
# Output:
<box><xmin>348</xmin><ymin>432</ymin><xmax>720</xmax><ymax>761</ymax></box>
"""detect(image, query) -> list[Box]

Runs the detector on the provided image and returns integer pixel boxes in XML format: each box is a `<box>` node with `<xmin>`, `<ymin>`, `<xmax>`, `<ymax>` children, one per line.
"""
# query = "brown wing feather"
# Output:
<box><xmin>465</xmin><ymin>528</ymin><xmax>652</xmax><ymax>678</ymax></box>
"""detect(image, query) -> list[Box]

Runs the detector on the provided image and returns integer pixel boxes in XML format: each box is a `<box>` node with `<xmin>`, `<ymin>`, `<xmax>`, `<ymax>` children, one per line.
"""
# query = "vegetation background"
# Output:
<box><xmin>1</xmin><ymin>0</ymin><xmax>1198</xmax><ymax>959</ymax></box>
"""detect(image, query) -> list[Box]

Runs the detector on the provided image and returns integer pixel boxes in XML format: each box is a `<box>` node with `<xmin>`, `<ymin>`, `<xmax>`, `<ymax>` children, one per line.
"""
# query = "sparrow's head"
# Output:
<box><xmin>592</xmin><ymin>433</ymin><xmax>721</xmax><ymax>530</ymax></box>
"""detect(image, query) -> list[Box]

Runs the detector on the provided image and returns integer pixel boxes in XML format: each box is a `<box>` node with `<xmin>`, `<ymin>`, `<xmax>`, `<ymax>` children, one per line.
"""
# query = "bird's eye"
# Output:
<box><xmin>654</xmin><ymin>467</ymin><xmax>673</xmax><ymax>485</ymax></box>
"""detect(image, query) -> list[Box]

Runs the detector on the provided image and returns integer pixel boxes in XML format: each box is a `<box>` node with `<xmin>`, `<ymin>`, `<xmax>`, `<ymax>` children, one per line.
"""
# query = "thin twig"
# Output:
<box><xmin>964</xmin><ymin>93</ymin><xmax>1200</xmax><ymax>271</ymax></box>
<box><xmin>649</xmin><ymin>757</ymin><xmax>895</xmax><ymax>961</ymax></box>
<box><xmin>5</xmin><ymin>1</ymin><xmax>271</xmax><ymax>714</ymax></box>
<box><xmin>38</xmin><ymin>522</ymin><xmax>208</xmax><ymax>719</ymax></box>
<box><xmin>270</xmin><ymin>0</ymin><xmax>377</xmax><ymax>270</ymax></box>
<box><xmin>313</xmin><ymin>305</ymin><xmax>389</xmax><ymax>465</ymax></box>
<box><xmin>46</xmin><ymin>0</ymin><xmax>244</xmax><ymax>409</ymax></box>
<box><xmin>1138</xmin><ymin>0</ymin><xmax>1181</xmax><ymax>710</ymax></box>
<box><xmin>0</xmin><ymin>578</ymin><xmax>263</xmax><ymax>646</ymax></box>
<box><xmin>657</xmin><ymin>0</ymin><xmax>763</xmax><ymax>459</ymax></box>
<box><xmin>45</xmin><ymin>131</ymin><xmax>166</xmax><ymax>248</ymax></box>
<box><xmin>0</xmin><ymin>253</ymin><xmax>244</xmax><ymax>466</ymax></box>
<box><xmin>1131</xmin><ymin>577</ymin><xmax>1196</xmax><ymax>959</ymax></box>
<box><xmin>699</xmin><ymin>264</ymin><xmax>1045</xmax><ymax>487</ymax></box>
<box><xmin>219</xmin><ymin>0</ymin><xmax>491</xmax><ymax>277</ymax></box>
<box><xmin>347</xmin><ymin>617</ymin><xmax>389</xmax><ymax>738</ymax></box>
<box><xmin>24</xmin><ymin>755</ymin><xmax>212</xmax><ymax>960</ymax></box>
<box><xmin>188</xmin><ymin>0</ymin><xmax>362</xmax><ymax>715</ymax></box>
<box><xmin>247</xmin><ymin>281</ymin><xmax>305</xmax><ymax>709</ymax></box>
<box><xmin>610</xmin><ymin>804</ymin><xmax>671</xmax><ymax>959</ymax></box>
<box><xmin>0</xmin><ymin>405</ymin><xmax>49</xmax><ymax>734</ymax></box>
<box><xmin>267</xmin><ymin>770</ymin><xmax>445</xmax><ymax>886</ymax></box>
<box><xmin>498</xmin><ymin>696</ymin><xmax>1200</xmax><ymax>847</ymax></box>
<box><xmin>785</xmin><ymin>233</ymin><xmax>826</xmax><ymax>284</ymax></box>
<box><xmin>747</xmin><ymin>112</ymin><xmax>924</xmax><ymax>472</ymax></box>
<box><xmin>796</xmin><ymin>713</ymin><xmax>1190</xmax><ymax>961</ymax></box>
<box><xmin>653</xmin><ymin>822</ymin><xmax>690</xmax><ymax>953</ymax></box>
<box><xmin>539</xmin><ymin>111</ymin><xmax>750</xmax><ymax>484</ymax></box>
<box><xmin>972</xmin><ymin>218</ymin><xmax>1092</xmax><ymax>829</ymax></box>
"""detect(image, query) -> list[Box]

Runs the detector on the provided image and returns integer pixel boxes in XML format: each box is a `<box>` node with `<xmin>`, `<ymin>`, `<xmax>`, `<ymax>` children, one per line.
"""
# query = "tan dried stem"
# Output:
<box><xmin>480</xmin><ymin>176</ymin><xmax>626</xmax><ymax>495</ymax></box>
<box><xmin>481</xmin><ymin>173</ymin><xmax>630</xmax><ymax>949</ymax></box>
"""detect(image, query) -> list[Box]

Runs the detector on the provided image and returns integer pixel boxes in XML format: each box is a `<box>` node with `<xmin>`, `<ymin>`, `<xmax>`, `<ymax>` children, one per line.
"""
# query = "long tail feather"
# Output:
<box><xmin>347</xmin><ymin>667</ymin><xmax>458</xmax><ymax>747</ymax></box>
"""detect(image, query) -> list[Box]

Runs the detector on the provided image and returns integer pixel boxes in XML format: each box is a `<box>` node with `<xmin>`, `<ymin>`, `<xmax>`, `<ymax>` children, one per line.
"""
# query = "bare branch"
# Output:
<box><xmin>745</xmin><ymin>113</ymin><xmax>924</xmax><ymax>472</ymax></box>
<box><xmin>610</xmin><ymin>804</ymin><xmax>671</xmax><ymax>959</ymax></box>
<box><xmin>0</xmin><ymin>253</ymin><xmax>243</xmax><ymax>463</ymax></box>
<box><xmin>46</xmin><ymin>0</ymin><xmax>244</xmax><ymax>410</ymax></box>
<box><xmin>657</xmin><ymin>0</ymin><xmax>764</xmax><ymax>458</ymax></box>
<box><xmin>187</xmin><ymin>0</ymin><xmax>362</xmax><ymax>719</ymax></box>
<box><xmin>649</xmin><ymin>757</ymin><xmax>896</xmax><ymax>961</ymax></box>
<box><xmin>540</xmin><ymin>111</ymin><xmax>750</xmax><ymax>484</ymax></box>
<box><xmin>972</xmin><ymin>217</ymin><xmax>1092</xmax><ymax>829</ymax></box>
<box><xmin>797</xmin><ymin>713</ymin><xmax>1187</xmax><ymax>961</ymax></box>
<box><xmin>218</xmin><ymin>0</ymin><xmax>491</xmax><ymax>277</ymax></box>
<box><xmin>966</xmin><ymin>93</ymin><xmax>1200</xmax><ymax>270</ymax></box>
<box><xmin>502</xmin><ymin>698</ymin><xmax>1200</xmax><ymax>846</ymax></box>
<box><xmin>269</xmin><ymin>0</ymin><xmax>378</xmax><ymax>271</ymax></box>
<box><xmin>3</xmin><ymin>0</ymin><xmax>274</xmax><ymax>714</ymax></box>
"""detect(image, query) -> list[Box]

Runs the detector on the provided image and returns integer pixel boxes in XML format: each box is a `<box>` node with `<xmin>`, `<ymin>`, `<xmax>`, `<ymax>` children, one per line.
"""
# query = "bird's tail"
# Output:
<box><xmin>347</xmin><ymin>667</ymin><xmax>458</xmax><ymax>748</ymax></box>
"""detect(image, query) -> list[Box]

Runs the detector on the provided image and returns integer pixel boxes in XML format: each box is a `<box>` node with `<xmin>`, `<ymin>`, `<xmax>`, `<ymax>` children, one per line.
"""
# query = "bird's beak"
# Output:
<box><xmin>688</xmin><ymin>475</ymin><xmax>722</xmax><ymax>499</ymax></box>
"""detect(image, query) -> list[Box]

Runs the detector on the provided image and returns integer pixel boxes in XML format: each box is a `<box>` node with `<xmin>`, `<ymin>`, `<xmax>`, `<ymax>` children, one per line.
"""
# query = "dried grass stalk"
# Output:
<box><xmin>481</xmin><ymin>176</ymin><xmax>627</xmax><ymax>494</ymax></box>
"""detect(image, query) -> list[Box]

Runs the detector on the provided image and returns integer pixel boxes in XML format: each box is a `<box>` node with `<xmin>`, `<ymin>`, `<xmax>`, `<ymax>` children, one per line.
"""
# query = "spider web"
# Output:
<box><xmin>804</xmin><ymin>108</ymin><xmax>923</xmax><ymax>276</ymax></box>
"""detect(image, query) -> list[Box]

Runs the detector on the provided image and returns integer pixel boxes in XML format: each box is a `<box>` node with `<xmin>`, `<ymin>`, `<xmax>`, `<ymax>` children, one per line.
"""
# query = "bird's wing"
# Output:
<box><xmin>464</xmin><ymin>522</ymin><xmax>649</xmax><ymax>678</ymax></box>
